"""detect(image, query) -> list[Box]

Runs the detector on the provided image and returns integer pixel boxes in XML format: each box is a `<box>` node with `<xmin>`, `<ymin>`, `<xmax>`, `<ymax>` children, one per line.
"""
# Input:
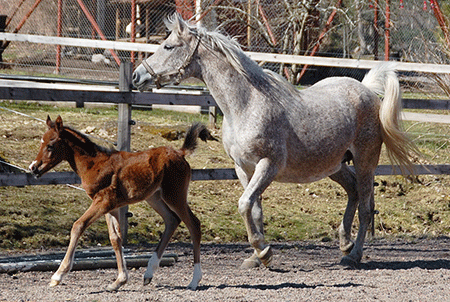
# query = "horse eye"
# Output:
<box><xmin>47</xmin><ymin>145</ymin><xmax>54</xmax><ymax>152</ymax></box>
<box><xmin>164</xmin><ymin>44</ymin><xmax>175</xmax><ymax>51</ymax></box>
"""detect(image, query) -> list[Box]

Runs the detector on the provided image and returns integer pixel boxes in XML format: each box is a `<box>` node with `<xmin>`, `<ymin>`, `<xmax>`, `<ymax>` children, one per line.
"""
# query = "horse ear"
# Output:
<box><xmin>55</xmin><ymin>115</ymin><xmax>63</xmax><ymax>133</ymax></box>
<box><xmin>174</xmin><ymin>13</ymin><xmax>188</xmax><ymax>36</ymax></box>
<box><xmin>46</xmin><ymin>115</ymin><xmax>52</xmax><ymax>128</ymax></box>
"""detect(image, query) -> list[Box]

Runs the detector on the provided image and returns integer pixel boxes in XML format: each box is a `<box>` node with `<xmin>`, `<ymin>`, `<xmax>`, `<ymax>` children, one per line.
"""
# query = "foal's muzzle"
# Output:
<box><xmin>29</xmin><ymin>161</ymin><xmax>42</xmax><ymax>178</ymax></box>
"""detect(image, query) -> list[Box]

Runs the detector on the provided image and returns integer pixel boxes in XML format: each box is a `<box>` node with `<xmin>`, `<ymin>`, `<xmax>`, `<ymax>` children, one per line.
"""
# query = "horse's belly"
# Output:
<box><xmin>275</xmin><ymin>163</ymin><xmax>342</xmax><ymax>183</ymax></box>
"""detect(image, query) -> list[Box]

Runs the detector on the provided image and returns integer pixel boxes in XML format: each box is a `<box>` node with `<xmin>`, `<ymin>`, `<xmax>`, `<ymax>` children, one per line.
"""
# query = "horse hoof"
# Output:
<box><xmin>240</xmin><ymin>253</ymin><xmax>261</xmax><ymax>269</ymax></box>
<box><xmin>106</xmin><ymin>285</ymin><xmax>118</xmax><ymax>292</ymax></box>
<box><xmin>340</xmin><ymin>241</ymin><xmax>355</xmax><ymax>256</ymax></box>
<box><xmin>187</xmin><ymin>282</ymin><xmax>198</xmax><ymax>291</ymax></box>
<box><xmin>49</xmin><ymin>280</ymin><xmax>60</xmax><ymax>287</ymax></box>
<box><xmin>143</xmin><ymin>277</ymin><xmax>152</xmax><ymax>286</ymax></box>
<box><xmin>258</xmin><ymin>246</ymin><xmax>273</xmax><ymax>267</ymax></box>
<box><xmin>340</xmin><ymin>255</ymin><xmax>359</xmax><ymax>269</ymax></box>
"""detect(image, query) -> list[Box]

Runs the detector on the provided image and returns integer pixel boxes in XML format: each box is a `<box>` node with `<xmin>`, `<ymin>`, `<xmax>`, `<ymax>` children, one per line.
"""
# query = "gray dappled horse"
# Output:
<box><xmin>132</xmin><ymin>14</ymin><xmax>416</xmax><ymax>269</ymax></box>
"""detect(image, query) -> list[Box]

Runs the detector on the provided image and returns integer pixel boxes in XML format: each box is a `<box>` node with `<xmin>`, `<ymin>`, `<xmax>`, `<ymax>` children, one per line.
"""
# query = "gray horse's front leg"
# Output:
<box><xmin>235</xmin><ymin>165</ymin><xmax>262</xmax><ymax>268</ymax></box>
<box><xmin>237</xmin><ymin>158</ymin><xmax>277</xmax><ymax>268</ymax></box>
<box><xmin>240</xmin><ymin>196</ymin><xmax>265</xmax><ymax>269</ymax></box>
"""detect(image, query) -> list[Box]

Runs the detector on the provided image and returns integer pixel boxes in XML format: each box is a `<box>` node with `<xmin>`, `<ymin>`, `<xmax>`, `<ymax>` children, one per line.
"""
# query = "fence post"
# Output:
<box><xmin>0</xmin><ymin>15</ymin><xmax>7</xmax><ymax>65</ymax></box>
<box><xmin>209</xmin><ymin>106</ymin><xmax>217</xmax><ymax>128</ymax></box>
<box><xmin>118</xmin><ymin>62</ymin><xmax>133</xmax><ymax>245</ymax></box>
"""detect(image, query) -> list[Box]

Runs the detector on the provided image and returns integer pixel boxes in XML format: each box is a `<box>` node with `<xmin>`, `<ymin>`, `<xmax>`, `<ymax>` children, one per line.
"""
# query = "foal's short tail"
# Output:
<box><xmin>181</xmin><ymin>122</ymin><xmax>217</xmax><ymax>156</ymax></box>
<box><xmin>362</xmin><ymin>62</ymin><xmax>418</xmax><ymax>175</ymax></box>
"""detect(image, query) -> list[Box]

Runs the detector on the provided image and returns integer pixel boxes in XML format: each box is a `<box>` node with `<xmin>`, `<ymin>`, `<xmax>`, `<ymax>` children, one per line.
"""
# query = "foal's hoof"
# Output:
<box><xmin>49</xmin><ymin>279</ymin><xmax>60</xmax><ymax>287</ymax></box>
<box><xmin>258</xmin><ymin>246</ymin><xmax>273</xmax><ymax>267</ymax></box>
<box><xmin>143</xmin><ymin>277</ymin><xmax>152</xmax><ymax>286</ymax></box>
<box><xmin>340</xmin><ymin>255</ymin><xmax>359</xmax><ymax>269</ymax></box>
<box><xmin>106</xmin><ymin>281</ymin><xmax>125</xmax><ymax>292</ymax></box>
<box><xmin>240</xmin><ymin>253</ymin><xmax>262</xmax><ymax>269</ymax></box>
<box><xmin>106</xmin><ymin>285</ymin><xmax>119</xmax><ymax>292</ymax></box>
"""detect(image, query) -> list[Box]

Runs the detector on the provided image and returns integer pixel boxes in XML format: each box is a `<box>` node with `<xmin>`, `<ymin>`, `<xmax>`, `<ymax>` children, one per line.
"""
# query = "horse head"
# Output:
<box><xmin>29</xmin><ymin>115</ymin><xmax>68</xmax><ymax>177</ymax></box>
<box><xmin>133</xmin><ymin>14</ymin><xmax>200</xmax><ymax>91</ymax></box>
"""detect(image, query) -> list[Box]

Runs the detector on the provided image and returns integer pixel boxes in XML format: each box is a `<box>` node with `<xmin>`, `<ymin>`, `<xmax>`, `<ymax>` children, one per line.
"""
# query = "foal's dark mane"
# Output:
<box><xmin>61</xmin><ymin>126</ymin><xmax>116</xmax><ymax>156</ymax></box>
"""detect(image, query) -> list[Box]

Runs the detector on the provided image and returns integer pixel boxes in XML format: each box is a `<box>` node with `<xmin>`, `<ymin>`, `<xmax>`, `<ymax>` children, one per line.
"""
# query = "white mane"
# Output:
<box><xmin>165</xmin><ymin>14</ymin><xmax>247</xmax><ymax>77</ymax></box>
<box><xmin>164</xmin><ymin>14</ymin><xmax>300</xmax><ymax>97</ymax></box>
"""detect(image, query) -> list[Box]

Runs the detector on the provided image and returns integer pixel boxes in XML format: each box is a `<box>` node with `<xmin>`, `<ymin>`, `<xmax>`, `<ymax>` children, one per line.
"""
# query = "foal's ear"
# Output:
<box><xmin>55</xmin><ymin>115</ymin><xmax>63</xmax><ymax>133</ymax></box>
<box><xmin>46</xmin><ymin>115</ymin><xmax>52</xmax><ymax>128</ymax></box>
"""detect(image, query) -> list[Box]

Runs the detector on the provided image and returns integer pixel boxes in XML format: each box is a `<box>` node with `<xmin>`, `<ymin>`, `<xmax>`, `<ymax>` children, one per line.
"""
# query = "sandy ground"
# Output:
<box><xmin>1</xmin><ymin>237</ymin><xmax>450</xmax><ymax>302</ymax></box>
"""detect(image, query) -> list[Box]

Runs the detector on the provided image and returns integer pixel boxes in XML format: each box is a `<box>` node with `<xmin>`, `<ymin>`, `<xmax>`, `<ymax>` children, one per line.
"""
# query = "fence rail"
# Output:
<box><xmin>2</xmin><ymin>79</ymin><xmax>450</xmax><ymax>110</ymax></box>
<box><xmin>2</xmin><ymin>164</ymin><xmax>450</xmax><ymax>189</ymax></box>
<box><xmin>2</xmin><ymin>33</ymin><xmax>450</xmax><ymax>74</ymax></box>
<box><xmin>0</xmin><ymin>169</ymin><xmax>239</xmax><ymax>187</ymax></box>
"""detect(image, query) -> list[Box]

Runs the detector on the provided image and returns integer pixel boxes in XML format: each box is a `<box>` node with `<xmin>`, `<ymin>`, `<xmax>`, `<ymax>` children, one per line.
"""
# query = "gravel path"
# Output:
<box><xmin>1</xmin><ymin>238</ymin><xmax>450</xmax><ymax>301</ymax></box>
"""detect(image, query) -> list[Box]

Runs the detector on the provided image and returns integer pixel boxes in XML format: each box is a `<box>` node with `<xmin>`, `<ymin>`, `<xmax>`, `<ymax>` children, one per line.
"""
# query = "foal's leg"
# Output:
<box><xmin>50</xmin><ymin>200</ymin><xmax>109</xmax><ymax>287</ymax></box>
<box><xmin>104</xmin><ymin>209</ymin><xmax>128</xmax><ymax>291</ymax></box>
<box><xmin>329</xmin><ymin>164</ymin><xmax>358</xmax><ymax>255</ymax></box>
<box><xmin>237</xmin><ymin>158</ymin><xmax>278</xmax><ymax>267</ymax></box>
<box><xmin>143</xmin><ymin>190</ymin><xmax>181</xmax><ymax>286</ymax></box>
<box><xmin>161</xmin><ymin>182</ymin><xmax>202</xmax><ymax>290</ymax></box>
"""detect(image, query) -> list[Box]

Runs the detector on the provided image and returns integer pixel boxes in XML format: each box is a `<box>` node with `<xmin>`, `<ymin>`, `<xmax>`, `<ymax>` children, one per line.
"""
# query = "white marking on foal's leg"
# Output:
<box><xmin>50</xmin><ymin>272</ymin><xmax>63</xmax><ymax>287</ymax></box>
<box><xmin>143</xmin><ymin>252</ymin><xmax>160</xmax><ymax>285</ymax></box>
<box><xmin>187</xmin><ymin>263</ymin><xmax>202</xmax><ymax>290</ymax></box>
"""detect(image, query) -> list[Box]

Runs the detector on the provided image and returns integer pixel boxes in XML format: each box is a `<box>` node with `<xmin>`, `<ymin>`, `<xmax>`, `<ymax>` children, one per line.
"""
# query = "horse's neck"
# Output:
<box><xmin>198</xmin><ymin>52</ymin><xmax>252</xmax><ymax>117</ymax></box>
<box><xmin>63</xmin><ymin>130</ymin><xmax>102</xmax><ymax>174</ymax></box>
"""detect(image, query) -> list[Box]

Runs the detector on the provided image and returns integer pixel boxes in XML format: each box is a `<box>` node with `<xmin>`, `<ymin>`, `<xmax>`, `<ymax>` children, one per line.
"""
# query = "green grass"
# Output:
<box><xmin>1</xmin><ymin>101</ymin><xmax>450</xmax><ymax>252</ymax></box>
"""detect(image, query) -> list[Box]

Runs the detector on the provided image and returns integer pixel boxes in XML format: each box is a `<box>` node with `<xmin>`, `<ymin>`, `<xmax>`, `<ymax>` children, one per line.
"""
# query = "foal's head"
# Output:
<box><xmin>29</xmin><ymin>115</ymin><xmax>68</xmax><ymax>177</ymax></box>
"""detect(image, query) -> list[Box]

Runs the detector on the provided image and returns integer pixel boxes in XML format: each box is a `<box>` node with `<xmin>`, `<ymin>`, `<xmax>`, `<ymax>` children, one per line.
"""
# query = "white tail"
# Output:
<box><xmin>362</xmin><ymin>63</ymin><xmax>418</xmax><ymax>174</ymax></box>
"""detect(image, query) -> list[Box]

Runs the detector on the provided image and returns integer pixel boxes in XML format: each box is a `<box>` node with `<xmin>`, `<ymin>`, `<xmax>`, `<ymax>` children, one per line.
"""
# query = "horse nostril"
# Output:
<box><xmin>132</xmin><ymin>72</ymin><xmax>139</xmax><ymax>84</ymax></box>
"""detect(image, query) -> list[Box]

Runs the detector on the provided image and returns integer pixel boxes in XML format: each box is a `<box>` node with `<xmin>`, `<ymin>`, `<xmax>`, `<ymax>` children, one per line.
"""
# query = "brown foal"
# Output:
<box><xmin>29</xmin><ymin>116</ymin><xmax>212</xmax><ymax>291</ymax></box>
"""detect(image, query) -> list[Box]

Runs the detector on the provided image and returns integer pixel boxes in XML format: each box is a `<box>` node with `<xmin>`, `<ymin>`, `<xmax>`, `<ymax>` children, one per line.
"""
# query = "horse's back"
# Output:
<box><xmin>303</xmin><ymin>76</ymin><xmax>377</xmax><ymax>105</ymax></box>
<box><xmin>112</xmin><ymin>147</ymin><xmax>190</xmax><ymax>201</ymax></box>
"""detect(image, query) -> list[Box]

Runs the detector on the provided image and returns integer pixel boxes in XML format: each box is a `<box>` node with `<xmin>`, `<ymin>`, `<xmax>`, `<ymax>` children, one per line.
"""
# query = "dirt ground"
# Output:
<box><xmin>1</xmin><ymin>237</ymin><xmax>450</xmax><ymax>302</ymax></box>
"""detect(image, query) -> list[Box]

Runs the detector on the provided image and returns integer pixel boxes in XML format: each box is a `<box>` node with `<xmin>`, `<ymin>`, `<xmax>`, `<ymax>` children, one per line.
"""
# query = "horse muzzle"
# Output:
<box><xmin>132</xmin><ymin>65</ymin><xmax>155</xmax><ymax>91</ymax></box>
<box><xmin>29</xmin><ymin>161</ymin><xmax>42</xmax><ymax>178</ymax></box>
<box><xmin>133</xmin><ymin>63</ymin><xmax>176</xmax><ymax>91</ymax></box>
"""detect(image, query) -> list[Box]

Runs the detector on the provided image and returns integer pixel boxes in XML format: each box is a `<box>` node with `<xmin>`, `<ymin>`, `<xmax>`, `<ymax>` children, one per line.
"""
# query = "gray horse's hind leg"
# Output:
<box><xmin>340</xmin><ymin>171</ymin><xmax>375</xmax><ymax>267</ymax></box>
<box><xmin>236</xmin><ymin>159</ymin><xmax>277</xmax><ymax>268</ymax></box>
<box><xmin>329</xmin><ymin>164</ymin><xmax>358</xmax><ymax>255</ymax></box>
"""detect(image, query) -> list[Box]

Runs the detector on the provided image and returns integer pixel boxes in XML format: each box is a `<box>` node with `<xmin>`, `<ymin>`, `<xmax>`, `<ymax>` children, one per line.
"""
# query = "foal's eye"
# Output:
<box><xmin>164</xmin><ymin>44</ymin><xmax>175</xmax><ymax>51</ymax></box>
<box><xmin>47</xmin><ymin>145</ymin><xmax>54</xmax><ymax>152</ymax></box>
